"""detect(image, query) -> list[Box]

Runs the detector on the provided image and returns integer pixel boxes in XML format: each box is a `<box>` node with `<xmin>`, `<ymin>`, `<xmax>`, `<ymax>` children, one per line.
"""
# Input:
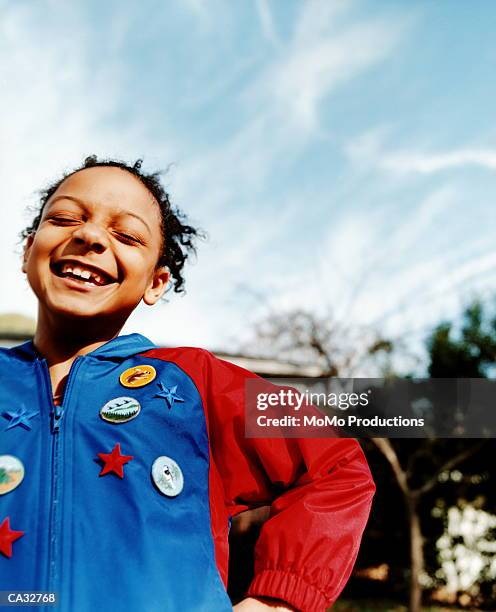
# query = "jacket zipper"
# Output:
<box><xmin>38</xmin><ymin>356</ymin><xmax>84</xmax><ymax>596</ymax></box>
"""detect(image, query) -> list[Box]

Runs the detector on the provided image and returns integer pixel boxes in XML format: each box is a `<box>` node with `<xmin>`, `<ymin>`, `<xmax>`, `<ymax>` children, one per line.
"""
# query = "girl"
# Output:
<box><xmin>0</xmin><ymin>157</ymin><xmax>375</xmax><ymax>611</ymax></box>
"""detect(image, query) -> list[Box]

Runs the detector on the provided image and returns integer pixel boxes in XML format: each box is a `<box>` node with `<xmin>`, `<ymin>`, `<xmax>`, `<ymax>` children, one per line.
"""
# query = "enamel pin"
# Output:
<box><xmin>151</xmin><ymin>456</ymin><xmax>184</xmax><ymax>497</ymax></box>
<box><xmin>97</xmin><ymin>443</ymin><xmax>133</xmax><ymax>478</ymax></box>
<box><xmin>100</xmin><ymin>397</ymin><xmax>141</xmax><ymax>424</ymax></box>
<box><xmin>0</xmin><ymin>517</ymin><xmax>24</xmax><ymax>558</ymax></box>
<box><xmin>154</xmin><ymin>382</ymin><xmax>184</xmax><ymax>409</ymax></box>
<box><xmin>119</xmin><ymin>365</ymin><xmax>157</xmax><ymax>388</ymax></box>
<box><xmin>2</xmin><ymin>406</ymin><xmax>37</xmax><ymax>431</ymax></box>
<box><xmin>0</xmin><ymin>455</ymin><xmax>24</xmax><ymax>496</ymax></box>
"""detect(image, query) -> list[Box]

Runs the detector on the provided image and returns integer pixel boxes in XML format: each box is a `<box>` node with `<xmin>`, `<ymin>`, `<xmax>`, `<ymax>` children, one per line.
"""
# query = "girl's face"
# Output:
<box><xmin>22</xmin><ymin>166</ymin><xmax>170</xmax><ymax>322</ymax></box>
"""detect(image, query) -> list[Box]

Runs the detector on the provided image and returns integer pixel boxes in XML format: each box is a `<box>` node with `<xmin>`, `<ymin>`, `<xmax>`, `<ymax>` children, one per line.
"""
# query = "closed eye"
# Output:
<box><xmin>114</xmin><ymin>231</ymin><xmax>144</xmax><ymax>245</ymax></box>
<box><xmin>48</xmin><ymin>215</ymin><xmax>82</xmax><ymax>225</ymax></box>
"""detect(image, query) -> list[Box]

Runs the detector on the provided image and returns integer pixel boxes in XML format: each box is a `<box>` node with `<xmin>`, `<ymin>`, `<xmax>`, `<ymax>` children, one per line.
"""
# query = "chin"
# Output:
<box><xmin>52</xmin><ymin>304</ymin><xmax>104</xmax><ymax>320</ymax></box>
<box><xmin>44</xmin><ymin>295</ymin><xmax>107</xmax><ymax>320</ymax></box>
<box><xmin>46</xmin><ymin>295</ymin><xmax>137</xmax><ymax>324</ymax></box>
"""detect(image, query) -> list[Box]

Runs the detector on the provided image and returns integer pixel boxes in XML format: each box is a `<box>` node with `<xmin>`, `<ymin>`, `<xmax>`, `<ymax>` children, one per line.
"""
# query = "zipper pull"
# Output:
<box><xmin>52</xmin><ymin>404</ymin><xmax>64</xmax><ymax>432</ymax></box>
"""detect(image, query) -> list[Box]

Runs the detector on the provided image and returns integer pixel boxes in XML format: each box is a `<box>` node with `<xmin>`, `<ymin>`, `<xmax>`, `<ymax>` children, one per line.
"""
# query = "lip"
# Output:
<box><xmin>53</xmin><ymin>274</ymin><xmax>116</xmax><ymax>292</ymax></box>
<box><xmin>50</xmin><ymin>258</ymin><xmax>118</xmax><ymax>286</ymax></box>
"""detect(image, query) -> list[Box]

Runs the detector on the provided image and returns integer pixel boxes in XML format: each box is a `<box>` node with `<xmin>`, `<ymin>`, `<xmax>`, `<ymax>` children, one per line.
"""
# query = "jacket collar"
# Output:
<box><xmin>10</xmin><ymin>333</ymin><xmax>157</xmax><ymax>362</ymax></box>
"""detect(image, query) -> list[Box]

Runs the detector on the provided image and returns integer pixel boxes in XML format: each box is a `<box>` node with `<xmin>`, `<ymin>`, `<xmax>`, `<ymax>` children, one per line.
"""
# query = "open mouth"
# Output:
<box><xmin>51</xmin><ymin>260</ymin><xmax>117</xmax><ymax>287</ymax></box>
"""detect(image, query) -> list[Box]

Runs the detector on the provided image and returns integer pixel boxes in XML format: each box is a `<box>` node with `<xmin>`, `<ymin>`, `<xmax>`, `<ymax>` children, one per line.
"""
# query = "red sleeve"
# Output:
<box><xmin>150</xmin><ymin>348</ymin><xmax>375</xmax><ymax>612</ymax></box>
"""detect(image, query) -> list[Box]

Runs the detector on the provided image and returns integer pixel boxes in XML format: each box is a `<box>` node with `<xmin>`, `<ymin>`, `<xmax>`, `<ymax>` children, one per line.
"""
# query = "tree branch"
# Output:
<box><xmin>371</xmin><ymin>437</ymin><xmax>409</xmax><ymax>496</ymax></box>
<box><xmin>411</xmin><ymin>440</ymin><xmax>486</xmax><ymax>499</ymax></box>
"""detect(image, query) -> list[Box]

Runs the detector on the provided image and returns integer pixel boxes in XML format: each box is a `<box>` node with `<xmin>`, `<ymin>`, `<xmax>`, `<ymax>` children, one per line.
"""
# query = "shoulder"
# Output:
<box><xmin>0</xmin><ymin>347</ymin><xmax>12</xmax><ymax>364</ymax></box>
<box><xmin>139</xmin><ymin>346</ymin><xmax>215</xmax><ymax>382</ymax></box>
<box><xmin>0</xmin><ymin>343</ymin><xmax>33</xmax><ymax>365</ymax></box>
<box><xmin>141</xmin><ymin>346</ymin><xmax>213</xmax><ymax>366</ymax></box>
<box><xmin>141</xmin><ymin>346</ymin><xmax>258</xmax><ymax>385</ymax></box>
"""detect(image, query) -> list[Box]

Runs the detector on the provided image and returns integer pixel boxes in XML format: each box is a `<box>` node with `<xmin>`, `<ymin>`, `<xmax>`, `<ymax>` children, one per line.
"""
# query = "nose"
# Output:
<box><xmin>71</xmin><ymin>222</ymin><xmax>109</xmax><ymax>254</ymax></box>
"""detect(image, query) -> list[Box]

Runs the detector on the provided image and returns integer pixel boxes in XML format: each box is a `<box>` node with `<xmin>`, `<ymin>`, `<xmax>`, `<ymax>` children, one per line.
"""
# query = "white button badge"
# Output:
<box><xmin>100</xmin><ymin>397</ymin><xmax>141</xmax><ymax>424</ymax></box>
<box><xmin>151</xmin><ymin>456</ymin><xmax>184</xmax><ymax>497</ymax></box>
<box><xmin>0</xmin><ymin>455</ymin><xmax>25</xmax><ymax>495</ymax></box>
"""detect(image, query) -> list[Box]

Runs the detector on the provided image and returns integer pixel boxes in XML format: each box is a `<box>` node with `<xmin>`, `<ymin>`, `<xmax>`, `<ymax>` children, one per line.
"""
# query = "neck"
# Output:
<box><xmin>33</xmin><ymin>306</ymin><xmax>125</xmax><ymax>367</ymax></box>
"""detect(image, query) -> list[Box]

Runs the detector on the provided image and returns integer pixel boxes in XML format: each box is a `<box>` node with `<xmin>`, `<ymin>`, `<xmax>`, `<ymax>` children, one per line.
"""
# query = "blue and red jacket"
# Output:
<box><xmin>0</xmin><ymin>333</ymin><xmax>375</xmax><ymax>611</ymax></box>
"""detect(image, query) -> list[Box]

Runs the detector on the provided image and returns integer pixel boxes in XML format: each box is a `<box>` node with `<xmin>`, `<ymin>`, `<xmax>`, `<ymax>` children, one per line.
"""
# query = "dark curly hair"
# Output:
<box><xmin>20</xmin><ymin>155</ymin><xmax>203</xmax><ymax>294</ymax></box>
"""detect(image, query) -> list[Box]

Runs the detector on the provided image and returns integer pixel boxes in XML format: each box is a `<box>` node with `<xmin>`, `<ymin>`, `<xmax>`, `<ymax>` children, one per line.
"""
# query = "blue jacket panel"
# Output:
<box><xmin>0</xmin><ymin>334</ymin><xmax>232</xmax><ymax>612</ymax></box>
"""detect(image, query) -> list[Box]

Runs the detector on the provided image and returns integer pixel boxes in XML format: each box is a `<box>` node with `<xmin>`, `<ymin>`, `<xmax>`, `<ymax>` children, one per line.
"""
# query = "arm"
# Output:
<box><xmin>202</xmin><ymin>352</ymin><xmax>375</xmax><ymax>612</ymax></box>
<box><xmin>153</xmin><ymin>347</ymin><xmax>375</xmax><ymax>611</ymax></box>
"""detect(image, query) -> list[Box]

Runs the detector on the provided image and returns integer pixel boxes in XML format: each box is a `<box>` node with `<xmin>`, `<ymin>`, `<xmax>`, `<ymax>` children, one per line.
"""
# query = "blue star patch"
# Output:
<box><xmin>2</xmin><ymin>406</ymin><xmax>38</xmax><ymax>431</ymax></box>
<box><xmin>154</xmin><ymin>382</ymin><xmax>185</xmax><ymax>409</ymax></box>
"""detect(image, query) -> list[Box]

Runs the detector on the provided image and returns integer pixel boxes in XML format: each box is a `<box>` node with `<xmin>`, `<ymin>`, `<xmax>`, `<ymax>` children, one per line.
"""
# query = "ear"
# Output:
<box><xmin>143</xmin><ymin>266</ymin><xmax>171</xmax><ymax>305</ymax></box>
<box><xmin>22</xmin><ymin>234</ymin><xmax>35</xmax><ymax>273</ymax></box>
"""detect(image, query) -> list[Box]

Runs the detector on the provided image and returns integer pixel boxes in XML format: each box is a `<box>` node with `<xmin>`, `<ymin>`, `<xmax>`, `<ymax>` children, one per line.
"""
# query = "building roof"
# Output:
<box><xmin>214</xmin><ymin>352</ymin><xmax>321</xmax><ymax>378</ymax></box>
<box><xmin>0</xmin><ymin>313</ymin><xmax>36</xmax><ymax>341</ymax></box>
<box><xmin>0</xmin><ymin>315</ymin><xmax>320</xmax><ymax>378</ymax></box>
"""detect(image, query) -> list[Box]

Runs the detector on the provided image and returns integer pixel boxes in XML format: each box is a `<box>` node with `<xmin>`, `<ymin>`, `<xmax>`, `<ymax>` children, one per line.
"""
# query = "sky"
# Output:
<box><xmin>1</xmin><ymin>0</ymin><xmax>495</xmax><ymax>366</ymax></box>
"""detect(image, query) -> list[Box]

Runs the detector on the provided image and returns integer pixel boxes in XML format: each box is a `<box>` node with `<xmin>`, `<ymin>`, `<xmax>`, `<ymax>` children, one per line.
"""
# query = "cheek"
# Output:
<box><xmin>27</xmin><ymin>230</ymin><xmax>56</xmax><ymax>262</ymax></box>
<box><xmin>121</xmin><ymin>251</ymin><xmax>158</xmax><ymax>285</ymax></box>
<box><xmin>25</xmin><ymin>241</ymin><xmax>46</xmax><ymax>276</ymax></box>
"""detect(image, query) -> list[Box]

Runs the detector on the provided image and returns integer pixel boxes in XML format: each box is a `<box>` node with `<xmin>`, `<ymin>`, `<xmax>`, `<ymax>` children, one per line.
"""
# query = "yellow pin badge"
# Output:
<box><xmin>119</xmin><ymin>365</ymin><xmax>157</xmax><ymax>388</ymax></box>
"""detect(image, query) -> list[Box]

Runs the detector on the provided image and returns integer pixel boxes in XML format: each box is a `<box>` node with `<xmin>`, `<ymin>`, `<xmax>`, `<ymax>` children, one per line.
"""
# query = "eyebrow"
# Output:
<box><xmin>48</xmin><ymin>195</ymin><xmax>152</xmax><ymax>233</ymax></box>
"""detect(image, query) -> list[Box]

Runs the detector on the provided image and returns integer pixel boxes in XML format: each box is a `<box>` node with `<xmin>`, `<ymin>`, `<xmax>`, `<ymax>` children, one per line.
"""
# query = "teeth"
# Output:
<box><xmin>59</xmin><ymin>263</ymin><xmax>108</xmax><ymax>285</ymax></box>
<box><xmin>71</xmin><ymin>267</ymin><xmax>83</xmax><ymax>278</ymax></box>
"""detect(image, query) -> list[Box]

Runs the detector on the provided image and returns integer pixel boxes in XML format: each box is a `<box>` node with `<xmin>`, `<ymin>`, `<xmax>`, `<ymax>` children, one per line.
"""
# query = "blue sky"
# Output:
<box><xmin>1</xmin><ymin>0</ymin><xmax>495</xmax><ymax>367</ymax></box>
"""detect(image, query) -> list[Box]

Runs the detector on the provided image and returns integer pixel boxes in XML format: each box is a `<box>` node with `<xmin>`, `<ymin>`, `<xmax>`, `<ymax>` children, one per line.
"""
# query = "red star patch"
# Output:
<box><xmin>0</xmin><ymin>517</ymin><xmax>24</xmax><ymax>558</ymax></box>
<box><xmin>97</xmin><ymin>443</ymin><xmax>133</xmax><ymax>478</ymax></box>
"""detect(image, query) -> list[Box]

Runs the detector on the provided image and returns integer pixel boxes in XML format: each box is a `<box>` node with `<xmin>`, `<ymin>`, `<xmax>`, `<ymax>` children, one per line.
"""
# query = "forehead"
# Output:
<box><xmin>47</xmin><ymin>167</ymin><xmax>160</xmax><ymax>220</ymax></box>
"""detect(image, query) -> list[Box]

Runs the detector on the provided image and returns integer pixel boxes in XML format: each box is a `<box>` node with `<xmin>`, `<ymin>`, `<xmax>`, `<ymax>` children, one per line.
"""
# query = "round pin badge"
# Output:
<box><xmin>0</xmin><ymin>455</ymin><xmax>25</xmax><ymax>496</ymax></box>
<box><xmin>120</xmin><ymin>365</ymin><xmax>157</xmax><ymax>388</ymax></box>
<box><xmin>151</xmin><ymin>456</ymin><xmax>184</xmax><ymax>497</ymax></box>
<box><xmin>100</xmin><ymin>397</ymin><xmax>141</xmax><ymax>424</ymax></box>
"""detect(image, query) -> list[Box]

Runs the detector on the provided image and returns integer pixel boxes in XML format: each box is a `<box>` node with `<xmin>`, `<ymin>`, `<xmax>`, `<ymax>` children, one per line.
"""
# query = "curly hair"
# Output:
<box><xmin>20</xmin><ymin>155</ymin><xmax>203</xmax><ymax>294</ymax></box>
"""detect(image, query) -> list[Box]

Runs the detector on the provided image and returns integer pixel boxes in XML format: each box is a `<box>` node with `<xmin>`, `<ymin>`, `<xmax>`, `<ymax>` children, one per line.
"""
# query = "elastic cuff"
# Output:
<box><xmin>247</xmin><ymin>569</ymin><xmax>328</xmax><ymax>612</ymax></box>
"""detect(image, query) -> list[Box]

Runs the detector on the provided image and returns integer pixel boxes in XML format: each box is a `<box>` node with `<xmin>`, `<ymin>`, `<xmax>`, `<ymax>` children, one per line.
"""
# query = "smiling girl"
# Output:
<box><xmin>0</xmin><ymin>156</ymin><xmax>374</xmax><ymax>612</ymax></box>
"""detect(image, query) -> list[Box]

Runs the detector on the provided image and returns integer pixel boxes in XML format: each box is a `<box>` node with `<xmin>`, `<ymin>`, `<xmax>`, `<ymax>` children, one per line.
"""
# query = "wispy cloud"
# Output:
<box><xmin>347</xmin><ymin>129</ymin><xmax>496</xmax><ymax>174</ymax></box>
<box><xmin>174</xmin><ymin>2</ymin><xmax>409</xmax><ymax>207</ymax></box>
<box><xmin>0</xmin><ymin>3</ymin><xmax>164</xmax><ymax>314</ymax></box>
<box><xmin>5</xmin><ymin>0</ymin><xmax>490</xmax><ymax>361</ymax></box>
<box><xmin>246</xmin><ymin>3</ymin><xmax>409</xmax><ymax>132</ymax></box>
<box><xmin>181</xmin><ymin>0</ymin><xmax>211</xmax><ymax>24</ymax></box>
<box><xmin>381</xmin><ymin>149</ymin><xmax>496</xmax><ymax>174</ymax></box>
<box><xmin>255</xmin><ymin>0</ymin><xmax>280</xmax><ymax>47</ymax></box>
<box><xmin>165</xmin><ymin>3</ymin><xmax>410</xmax><ymax>345</ymax></box>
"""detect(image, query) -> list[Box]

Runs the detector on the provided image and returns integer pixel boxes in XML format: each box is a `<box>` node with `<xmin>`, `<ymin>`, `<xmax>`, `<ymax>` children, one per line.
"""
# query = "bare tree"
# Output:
<box><xmin>371</xmin><ymin>438</ymin><xmax>485</xmax><ymax>612</ymax></box>
<box><xmin>246</xmin><ymin>308</ymin><xmax>397</xmax><ymax>377</ymax></box>
<box><xmin>245</xmin><ymin>307</ymin><xmax>487</xmax><ymax>612</ymax></box>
